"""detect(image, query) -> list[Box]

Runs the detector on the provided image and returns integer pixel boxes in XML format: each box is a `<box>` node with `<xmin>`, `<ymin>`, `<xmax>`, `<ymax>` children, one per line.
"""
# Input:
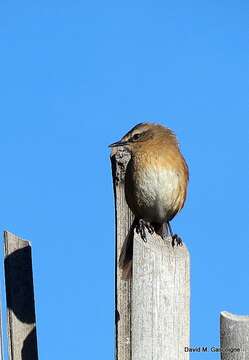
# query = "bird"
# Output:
<box><xmin>109</xmin><ymin>122</ymin><xmax>189</xmax><ymax>274</ymax></box>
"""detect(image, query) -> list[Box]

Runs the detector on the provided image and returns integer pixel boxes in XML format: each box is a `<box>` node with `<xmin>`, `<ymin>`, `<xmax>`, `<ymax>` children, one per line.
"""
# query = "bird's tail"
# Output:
<box><xmin>118</xmin><ymin>218</ymin><xmax>136</xmax><ymax>280</ymax></box>
<box><xmin>153</xmin><ymin>222</ymin><xmax>168</xmax><ymax>238</ymax></box>
<box><xmin>118</xmin><ymin>220</ymin><xmax>168</xmax><ymax>279</ymax></box>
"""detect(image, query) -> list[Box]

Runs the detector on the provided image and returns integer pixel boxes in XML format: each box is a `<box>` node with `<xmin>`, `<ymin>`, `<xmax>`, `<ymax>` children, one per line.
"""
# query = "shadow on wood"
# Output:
<box><xmin>5</xmin><ymin>247</ymin><xmax>36</xmax><ymax>324</ymax></box>
<box><xmin>21</xmin><ymin>328</ymin><xmax>38</xmax><ymax>360</ymax></box>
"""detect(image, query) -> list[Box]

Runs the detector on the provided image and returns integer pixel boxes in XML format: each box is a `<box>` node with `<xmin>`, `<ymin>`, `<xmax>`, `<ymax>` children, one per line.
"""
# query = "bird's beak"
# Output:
<box><xmin>108</xmin><ymin>140</ymin><xmax>129</xmax><ymax>148</ymax></box>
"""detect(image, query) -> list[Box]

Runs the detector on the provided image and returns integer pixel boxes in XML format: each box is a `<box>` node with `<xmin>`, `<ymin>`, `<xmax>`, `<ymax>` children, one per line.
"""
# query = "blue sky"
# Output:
<box><xmin>0</xmin><ymin>0</ymin><xmax>248</xmax><ymax>359</ymax></box>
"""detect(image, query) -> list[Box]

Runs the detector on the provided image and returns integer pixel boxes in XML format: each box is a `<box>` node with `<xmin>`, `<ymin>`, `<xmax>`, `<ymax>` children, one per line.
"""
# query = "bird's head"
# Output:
<box><xmin>109</xmin><ymin>122</ymin><xmax>178</xmax><ymax>152</ymax></box>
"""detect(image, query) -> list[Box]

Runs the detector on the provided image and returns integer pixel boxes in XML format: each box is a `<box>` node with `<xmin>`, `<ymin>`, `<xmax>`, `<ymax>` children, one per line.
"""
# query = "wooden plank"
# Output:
<box><xmin>111</xmin><ymin>148</ymin><xmax>133</xmax><ymax>360</ymax></box>
<box><xmin>132</xmin><ymin>231</ymin><xmax>190</xmax><ymax>360</ymax></box>
<box><xmin>4</xmin><ymin>231</ymin><xmax>39</xmax><ymax>360</ymax></box>
<box><xmin>111</xmin><ymin>147</ymin><xmax>190</xmax><ymax>360</ymax></box>
<box><xmin>220</xmin><ymin>311</ymin><xmax>249</xmax><ymax>360</ymax></box>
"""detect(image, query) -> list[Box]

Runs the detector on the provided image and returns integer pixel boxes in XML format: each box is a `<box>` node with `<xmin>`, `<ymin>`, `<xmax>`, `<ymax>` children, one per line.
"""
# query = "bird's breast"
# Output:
<box><xmin>125</xmin><ymin>153</ymin><xmax>186</xmax><ymax>223</ymax></box>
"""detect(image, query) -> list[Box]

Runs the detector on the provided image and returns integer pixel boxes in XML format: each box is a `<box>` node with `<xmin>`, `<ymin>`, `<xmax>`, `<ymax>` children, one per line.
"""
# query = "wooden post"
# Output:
<box><xmin>132</xmin><ymin>232</ymin><xmax>190</xmax><ymax>360</ymax></box>
<box><xmin>4</xmin><ymin>231</ymin><xmax>39</xmax><ymax>360</ymax></box>
<box><xmin>111</xmin><ymin>148</ymin><xmax>133</xmax><ymax>360</ymax></box>
<box><xmin>220</xmin><ymin>311</ymin><xmax>249</xmax><ymax>360</ymax></box>
<box><xmin>111</xmin><ymin>148</ymin><xmax>190</xmax><ymax>360</ymax></box>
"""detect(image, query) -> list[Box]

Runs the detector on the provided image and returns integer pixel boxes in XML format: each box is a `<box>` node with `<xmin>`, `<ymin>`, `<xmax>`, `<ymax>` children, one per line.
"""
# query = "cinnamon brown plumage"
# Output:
<box><xmin>110</xmin><ymin>122</ymin><xmax>189</xmax><ymax>276</ymax></box>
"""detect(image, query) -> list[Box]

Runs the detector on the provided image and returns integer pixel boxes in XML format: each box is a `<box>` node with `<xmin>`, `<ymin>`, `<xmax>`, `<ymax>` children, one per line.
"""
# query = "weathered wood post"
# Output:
<box><xmin>0</xmin><ymin>298</ymin><xmax>4</xmax><ymax>360</ymax></box>
<box><xmin>220</xmin><ymin>311</ymin><xmax>249</xmax><ymax>360</ymax></box>
<box><xmin>111</xmin><ymin>147</ymin><xmax>133</xmax><ymax>360</ymax></box>
<box><xmin>4</xmin><ymin>231</ymin><xmax>39</xmax><ymax>360</ymax></box>
<box><xmin>111</xmin><ymin>147</ymin><xmax>190</xmax><ymax>360</ymax></box>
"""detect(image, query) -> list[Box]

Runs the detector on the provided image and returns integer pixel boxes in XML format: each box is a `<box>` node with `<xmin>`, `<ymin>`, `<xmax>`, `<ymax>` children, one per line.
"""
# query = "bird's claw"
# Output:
<box><xmin>136</xmin><ymin>219</ymin><xmax>154</xmax><ymax>242</ymax></box>
<box><xmin>171</xmin><ymin>234</ymin><xmax>183</xmax><ymax>247</ymax></box>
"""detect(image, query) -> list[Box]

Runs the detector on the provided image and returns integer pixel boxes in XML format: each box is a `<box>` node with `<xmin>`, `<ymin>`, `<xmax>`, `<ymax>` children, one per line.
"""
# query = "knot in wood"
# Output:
<box><xmin>111</xmin><ymin>148</ymin><xmax>131</xmax><ymax>185</ymax></box>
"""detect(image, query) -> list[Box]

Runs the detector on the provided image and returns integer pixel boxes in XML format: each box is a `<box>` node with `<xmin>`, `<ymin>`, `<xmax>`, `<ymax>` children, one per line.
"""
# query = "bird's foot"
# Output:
<box><xmin>135</xmin><ymin>219</ymin><xmax>154</xmax><ymax>242</ymax></box>
<box><xmin>171</xmin><ymin>234</ymin><xmax>183</xmax><ymax>247</ymax></box>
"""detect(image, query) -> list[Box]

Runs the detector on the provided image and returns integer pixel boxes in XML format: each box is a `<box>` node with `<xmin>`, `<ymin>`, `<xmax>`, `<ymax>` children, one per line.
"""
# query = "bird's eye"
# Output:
<box><xmin>132</xmin><ymin>133</ymin><xmax>141</xmax><ymax>141</ymax></box>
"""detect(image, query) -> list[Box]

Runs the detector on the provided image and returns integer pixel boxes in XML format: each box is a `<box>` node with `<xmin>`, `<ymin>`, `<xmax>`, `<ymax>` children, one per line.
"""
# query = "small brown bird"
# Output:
<box><xmin>110</xmin><ymin>123</ymin><xmax>189</xmax><ymax>272</ymax></box>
